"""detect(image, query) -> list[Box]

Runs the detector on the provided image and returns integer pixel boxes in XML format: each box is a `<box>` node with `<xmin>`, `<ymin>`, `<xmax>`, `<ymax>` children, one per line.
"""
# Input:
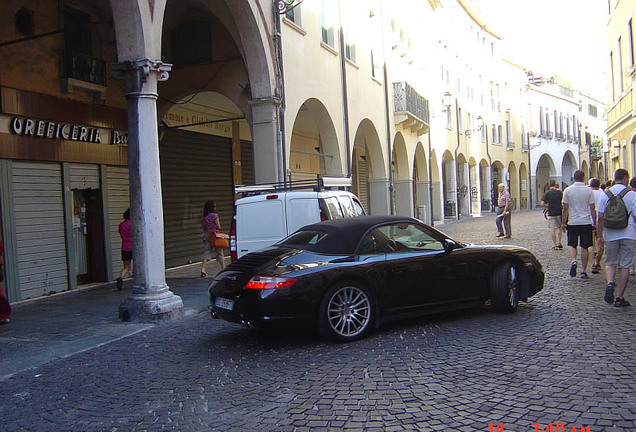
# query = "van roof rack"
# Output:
<box><xmin>234</xmin><ymin>176</ymin><xmax>352</xmax><ymax>197</ymax></box>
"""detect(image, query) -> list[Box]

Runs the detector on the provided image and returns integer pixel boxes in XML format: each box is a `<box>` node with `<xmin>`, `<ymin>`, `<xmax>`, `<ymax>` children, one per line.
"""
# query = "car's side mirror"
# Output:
<box><xmin>444</xmin><ymin>239</ymin><xmax>457</xmax><ymax>254</ymax></box>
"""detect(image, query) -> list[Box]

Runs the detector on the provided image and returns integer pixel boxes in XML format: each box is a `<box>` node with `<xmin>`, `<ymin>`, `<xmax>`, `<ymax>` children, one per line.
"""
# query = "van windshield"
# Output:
<box><xmin>278</xmin><ymin>230</ymin><xmax>328</xmax><ymax>246</ymax></box>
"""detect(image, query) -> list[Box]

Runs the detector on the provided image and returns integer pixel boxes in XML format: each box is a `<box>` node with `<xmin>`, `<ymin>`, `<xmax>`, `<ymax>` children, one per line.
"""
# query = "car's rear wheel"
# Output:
<box><xmin>489</xmin><ymin>261</ymin><xmax>519</xmax><ymax>313</ymax></box>
<box><xmin>318</xmin><ymin>282</ymin><xmax>374</xmax><ymax>342</ymax></box>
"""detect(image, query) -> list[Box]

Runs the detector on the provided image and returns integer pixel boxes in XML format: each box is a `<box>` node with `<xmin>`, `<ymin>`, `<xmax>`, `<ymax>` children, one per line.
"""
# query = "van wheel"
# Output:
<box><xmin>318</xmin><ymin>282</ymin><xmax>374</xmax><ymax>342</ymax></box>
<box><xmin>489</xmin><ymin>261</ymin><xmax>519</xmax><ymax>313</ymax></box>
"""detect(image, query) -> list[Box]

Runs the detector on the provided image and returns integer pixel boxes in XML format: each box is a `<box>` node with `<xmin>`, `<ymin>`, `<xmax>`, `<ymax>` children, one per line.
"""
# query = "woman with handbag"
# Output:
<box><xmin>201</xmin><ymin>200</ymin><xmax>228</xmax><ymax>276</ymax></box>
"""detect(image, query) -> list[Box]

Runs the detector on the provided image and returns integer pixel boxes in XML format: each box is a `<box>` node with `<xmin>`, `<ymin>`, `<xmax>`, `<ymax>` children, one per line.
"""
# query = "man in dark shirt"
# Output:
<box><xmin>540</xmin><ymin>179</ymin><xmax>563</xmax><ymax>250</ymax></box>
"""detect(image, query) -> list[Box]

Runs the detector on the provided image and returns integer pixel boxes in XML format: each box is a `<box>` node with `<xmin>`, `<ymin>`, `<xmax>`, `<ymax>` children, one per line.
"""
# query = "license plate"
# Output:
<box><xmin>214</xmin><ymin>297</ymin><xmax>234</xmax><ymax>311</ymax></box>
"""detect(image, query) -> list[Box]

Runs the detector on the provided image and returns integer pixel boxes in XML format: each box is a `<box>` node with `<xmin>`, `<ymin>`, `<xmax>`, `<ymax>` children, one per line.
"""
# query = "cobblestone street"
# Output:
<box><xmin>1</xmin><ymin>209</ymin><xmax>634</xmax><ymax>432</ymax></box>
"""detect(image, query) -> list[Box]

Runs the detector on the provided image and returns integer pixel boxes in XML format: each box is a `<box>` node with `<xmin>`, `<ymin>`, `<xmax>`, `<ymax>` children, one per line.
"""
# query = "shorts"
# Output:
<box><xmin>566</xmin><ymin>224</ymin><xmax>593</xmax><ymax>249</ymax></box>
<box><xmin>202</xmin><ymin>236</ymin><xmax>224</xmax><ymax>262</ymax></box>
<box><xmin>121</xmin><ymin>250</ymin><xmax>133</xmax><ymax>262</ymax></box>
<box><xmin>547</xmin><ymin>215</ymin><xmax>562</xmax><ymax>229</ymax></box>
<box><xmin>603</xmin><ymin>238</ymin><xmax>636</xmax><ymax>268</ymax></box>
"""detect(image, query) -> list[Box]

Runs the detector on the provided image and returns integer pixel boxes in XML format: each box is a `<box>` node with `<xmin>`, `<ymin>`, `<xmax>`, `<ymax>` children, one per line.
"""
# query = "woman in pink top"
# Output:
<box><xmin>201</xmin><ymin>200</ymin><xmax>226</xmax><ymax>276</ymax></box>
<box><xmin>116</xmin><ymin>208</ymin><xmax>132</xmax><ymax>290</ymax></box>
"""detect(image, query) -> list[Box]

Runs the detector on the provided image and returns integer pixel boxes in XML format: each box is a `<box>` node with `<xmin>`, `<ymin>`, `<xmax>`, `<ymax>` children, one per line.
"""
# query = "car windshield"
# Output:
<box><xmin>278</xmin><ymin>230</ymin><xmax>328</xmax><ymax>246</ymax></box>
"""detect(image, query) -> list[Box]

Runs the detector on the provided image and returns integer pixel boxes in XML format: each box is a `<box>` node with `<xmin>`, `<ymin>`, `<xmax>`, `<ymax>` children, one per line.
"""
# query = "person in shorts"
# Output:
<box><xmin>596</xmin><ymin>168</ymin><xmax>636</xmax><ymax>307</ymax></box>
<box><xmin>540</xmin><ymin>179</ymin><xmax>563</xmax><ymax>250</ymax></box>
<box><xmin>589</xmin><ymin>178</ymin><xmax>604</xmax><ymax>273</ymax></box>
<box><xmin>561</xmin><ymin>170</ymin><xmax>596</xmax><ymax>279</ymax></box>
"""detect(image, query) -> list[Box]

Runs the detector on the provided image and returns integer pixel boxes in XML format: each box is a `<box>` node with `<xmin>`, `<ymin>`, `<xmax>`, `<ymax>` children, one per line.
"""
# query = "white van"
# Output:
<box><xmin>230</xmin><ymin>177</ymin><xmax>365</xmax><ymax>260</ymax></box>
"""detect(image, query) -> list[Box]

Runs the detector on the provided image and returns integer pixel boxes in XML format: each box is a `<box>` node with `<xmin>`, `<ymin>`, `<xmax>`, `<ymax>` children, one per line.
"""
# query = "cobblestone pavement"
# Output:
<box><xmin>1</xmin><ymin>210</ymin><xmax>634</xmax><ymax>432</ymax></box>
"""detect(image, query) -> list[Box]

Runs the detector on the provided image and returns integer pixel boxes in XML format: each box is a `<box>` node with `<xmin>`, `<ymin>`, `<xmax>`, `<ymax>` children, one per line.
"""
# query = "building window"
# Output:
<box><xmin>629</xmin><ymin>19</ymin><xmax>634</xmax><ymax>66</ymax></box>
<box><xmin>15</xmin><ymin>8</ymin><xmax>34</xmax><ymax>36</ymax></box>
<box><xmin>344</xmin><ymin>28</ymin><xmax>356</xmax><ymax>62</ymax></box>
<box><xmin>320</xmin><ymin>1</ymin><xmax>335</xmax><ymax>47</ymax></box>
<box><xmin>498</xmin><ymin>125</ymin><xmax>503</xmax><ymax>144</ymax></box>
<box><xmin>446</xmin><ymin>106</ymin><xmax>452</xmax><ymax>129</ymax></box>
<box><xmin>285</xmin><ymin>4</ymin><xmax>302</xmax><ymax>26</ymax></box>
<box><xmin>63</xmin><ymin>8</ymin><xmax>106</xmax><ymax>86</ymax></box>
<box><xmin>506</xmin><ymin>120</ymin><xmax>512</xmax><ymax>145</ymax></box>
<box><xmin>588</xmin><ymin>104</ymin><xmax>598</xmax><ymax>117</ymax></box>
<box><xmin>458</xmin><ymin>107</ymin><xmax>463</xmax><ymax>131</ymax></box>
<box><xmin>618</xmin><ymin>37</ymin><xmax>624</xmax><ymax>92</ymax></box>
<box><xmin>610</xmin><ymin>52</ymin><xmax>615</xmax><ymax>100</ymax></box>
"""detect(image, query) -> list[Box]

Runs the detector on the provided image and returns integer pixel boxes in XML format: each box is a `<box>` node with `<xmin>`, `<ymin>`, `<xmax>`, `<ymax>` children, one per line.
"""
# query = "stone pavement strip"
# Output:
<box><xmin>0</xmin><ymin>209</ymin><xmax>634</xmax><ymax>432</ymax></box>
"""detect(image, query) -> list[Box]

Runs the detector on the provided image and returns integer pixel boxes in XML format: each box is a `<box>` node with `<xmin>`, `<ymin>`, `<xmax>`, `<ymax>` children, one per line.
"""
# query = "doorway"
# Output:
<box><xmin>72</xmin><ymin>189</ymin><xmax>105</xmax><ymax>285</ymax></box>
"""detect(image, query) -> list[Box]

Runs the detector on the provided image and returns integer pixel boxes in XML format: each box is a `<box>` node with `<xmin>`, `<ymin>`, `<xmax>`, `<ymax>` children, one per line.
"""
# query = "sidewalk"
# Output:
<box><xmin>0</xmin><ymin>261</ymin><xmax>221</xmax><ymax>380</ymax></box>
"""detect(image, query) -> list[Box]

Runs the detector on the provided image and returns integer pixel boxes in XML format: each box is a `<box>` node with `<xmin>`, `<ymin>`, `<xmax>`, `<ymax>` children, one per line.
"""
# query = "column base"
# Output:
<box><xmin>119</xmin><ymin>285</ymin><xmax>184</xmax><ymax>322</ymax></box>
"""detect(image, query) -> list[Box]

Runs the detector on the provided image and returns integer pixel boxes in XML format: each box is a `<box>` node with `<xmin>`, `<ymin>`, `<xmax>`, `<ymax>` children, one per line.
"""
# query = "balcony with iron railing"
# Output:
<box><xmin>61</xmin><ymin>50</ymin><xmax>107</xmax><ymax>101</ymax></box>
<box><xmin>393</xmin><ymin>82</ymin><xmax>429</xmax><ymax>133</ymax></box>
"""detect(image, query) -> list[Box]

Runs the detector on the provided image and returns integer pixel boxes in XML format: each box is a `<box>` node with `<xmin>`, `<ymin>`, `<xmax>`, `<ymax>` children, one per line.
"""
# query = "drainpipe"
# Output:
<box><xmin>527</xmin><ymin>131</ymin><xmax>533</xmax><ymax>209</ymax></box>
<box><xmin>337</xmin><ymin>5</ymin><xmax>351</xmax><ymax>178</ymax></box>
<box><xmin>273</xmin><ymin>3</ymin><xmax>287</xmax><ymax>183</ymax></box>
<box><xmin>383</xmin><ymin>62</ymin><xmax>394</xmax><ymax>215</ymax></box>
<box><xmin>454</xmin><ymin>97</ymin><xmax>461</xmax><ymax>219</ymax></box>
<box><xmin>428</xmin><ymin>131</ymin><xmax>434</xmax><ymax>225</ymax></box>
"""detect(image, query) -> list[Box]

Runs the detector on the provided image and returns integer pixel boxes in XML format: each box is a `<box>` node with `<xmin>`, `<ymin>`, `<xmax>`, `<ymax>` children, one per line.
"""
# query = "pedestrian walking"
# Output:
<box><xmin>540</xmin><ymin>179</ymin><xmax>563</xmax><ymax>250</ymax></box>
<box><xmin>201</xmin><ymin>200</ymin><xmax>227</xmax><ymax>277</ymax></box>
<box><xmin>596</xmin><ymin>168</ymin><xmax>635</xmax><ymax>307</ymax></box>
<box><xmin>116</xmin><ymin>208</ymin><xmax>132</xmax><ymax>290</ymax></box>
<box><xmin>589</xmin><ymin>178</ymin><xmax>604</xmax><ymax>273</ymax></box>
<box><xmin>561</xmin><ymin>170</ymin><xmax>596</xmax><ymax>279</ymax></box>
<box><xmin>0</xmin><ymin>238</ymin><xmax>11</xmax><ymax>324</ymax></box>
<box><xmin>495</xmin><ymin>183</ymin><xmax>512</xmax><ymax>238</ymax></box>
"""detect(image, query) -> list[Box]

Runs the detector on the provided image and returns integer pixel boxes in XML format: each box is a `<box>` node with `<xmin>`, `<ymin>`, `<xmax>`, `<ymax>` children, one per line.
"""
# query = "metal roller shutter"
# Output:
<box><xmin>357</xmin><ymin>158</ymin><xmax>369</xmax><ymax>213</ymax></box>
<box><xmin>69</xmin><ymin>164</ymin><xmax>100</xmax><ymax>190</ymax></box>
<box><xmin>12</xmin><ymin>162</ymin><xmax>68</xmax><ymax>299</ymax></box>
<box><xmin>106</xmin><ymin>166</ymin><xmax>130</xmax><ymax>279</ymax></box>
<box><xmin>160</xmin><ymin>129</ymin><xmax>253</xmax><ymax>268</ymax></box>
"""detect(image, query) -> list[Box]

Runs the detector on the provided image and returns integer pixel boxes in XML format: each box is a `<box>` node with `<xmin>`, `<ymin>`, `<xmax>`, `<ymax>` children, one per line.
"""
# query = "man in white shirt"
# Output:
<box><xmin>596</xmin><ymin>168</ymin><xmax>636</xmax><ymax>307</ymax></box>
<box><xmin>562</xmin><ymin>170</ymin><xmax>596</xmax><ymax>279</ymax></box>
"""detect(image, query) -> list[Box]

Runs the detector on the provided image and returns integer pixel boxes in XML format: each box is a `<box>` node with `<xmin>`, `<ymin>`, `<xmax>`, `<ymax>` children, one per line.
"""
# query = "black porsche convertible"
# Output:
<box><xmin>209</xmin><ymin>215</ymin><xmax>544</xmax><ymax>342</ymax></box>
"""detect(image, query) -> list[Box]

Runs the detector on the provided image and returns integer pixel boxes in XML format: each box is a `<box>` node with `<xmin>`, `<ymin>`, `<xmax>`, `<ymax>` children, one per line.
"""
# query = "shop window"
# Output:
<box><xmin>171</xmin><ymin>20</ymin><xmax>212</xmax><ymax>67</ymax></box>
<box><xmin>15</xmin><ymin>8</ymin><xmax>33</xmax><ymax>36</ymax></box>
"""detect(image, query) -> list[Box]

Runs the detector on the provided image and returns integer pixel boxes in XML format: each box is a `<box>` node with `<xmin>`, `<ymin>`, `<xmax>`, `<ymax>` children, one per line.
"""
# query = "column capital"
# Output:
<box><xmin>111</xmin><ymin>59</ymin><xmax>172</xmax><ymax>96</ymax></box>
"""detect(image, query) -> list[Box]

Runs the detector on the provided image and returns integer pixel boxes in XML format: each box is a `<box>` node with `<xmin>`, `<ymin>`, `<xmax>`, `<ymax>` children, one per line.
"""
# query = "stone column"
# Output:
<box><xmin>112</xmin><ymin>59</ymin><xmax>184</xmax><ymax>322</ymax></box>
<box><xmin>394</xmin><ymin>179</ymin><xmax>414</xmax><ymax>217</ymax></box>
<box><xmin>368</xmin><ymin>178</ymin><xmax>391</xmax><ymax>215</ymax></box>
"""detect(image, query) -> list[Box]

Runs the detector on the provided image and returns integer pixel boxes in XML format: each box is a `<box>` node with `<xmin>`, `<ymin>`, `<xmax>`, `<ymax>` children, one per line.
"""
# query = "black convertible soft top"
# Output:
<box><xmin>281</xmin><ymin>215</ymin><xmax>421</xmax><ymax>255</ymax></box>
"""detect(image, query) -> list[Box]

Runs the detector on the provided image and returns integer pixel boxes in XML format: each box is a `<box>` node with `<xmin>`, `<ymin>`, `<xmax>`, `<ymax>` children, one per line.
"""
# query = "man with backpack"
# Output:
<box><xmin>596</xmin><ymin>168</ymin><xmax>636</xmax><ymax>307</ymax></box>
<box><xmin>562</xmin><ymin>170</ymin><xmax>596</xmax><ymax>279</ymax></box>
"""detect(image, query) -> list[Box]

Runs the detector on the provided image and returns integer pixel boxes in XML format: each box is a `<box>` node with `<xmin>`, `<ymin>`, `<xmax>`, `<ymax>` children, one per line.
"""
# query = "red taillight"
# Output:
<box><xmin>245</xmin><ymin>275</ymin><xmax>298</xmax><ymax>290</ymax></box>
<box><xmin>230</xmin><ymin>218</ymin><xmax>237</xmax><ymax>262</ymax></box>
<box><xmin>266</xmin><ymin>194</ymin><xmax>279</xmax><ymax>200</ymax></box>
<box><xmin>320</xmin><ymin>211</ymin><xmax>327</xmax><ymax>221</ymax></box>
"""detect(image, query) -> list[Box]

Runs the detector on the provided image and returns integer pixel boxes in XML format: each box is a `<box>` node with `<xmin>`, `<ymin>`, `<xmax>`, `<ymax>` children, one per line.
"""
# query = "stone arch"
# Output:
<box><xmin>430</xmin><ymin>149</ymin><xmax>442</xmax><ymax>222</ymax></box>
<box><xmin>491</xmin><ymin>159</ymin><xmax>505</xmax><ymax>210</ymax></box>
<box><xmin>508</xmin><ymin>160</ymin><xmax>518</xmax><ymax>210</ymax></box>
<box><xmin>413</xmin><ymin>142</ymin><xmax>430</xmax><ymax>223</ymax></box>
<box><xmin>352</xmin><ymin>119</ymin><xmax>386</xmax><ymax>214</ymax></box>
<box><xmin>535</xmin><ymin>153</ymin><xmax>557</xmax><ymax>205</ymax></box>
<box><xmin>519</xmin><ymin>162</ymin><xmax>529</xmax><ymax>209</ymax></box>
<box><xmin>442</xmin><ymin>150</ymin><xmax>456</xmax><ymax>218</ymax></box>
<box><xmin>392</xmin><ymin>132</ymin><xmax>412</xmax><ymax>216</ymax></box>
<box><xmin>479</xmin><ymin>158</ymin><xmax>492</xmax><ymax>212</ymax></box>
<box><xmin>561</xmin><ymin>150</ymin><xmax>577</xmax><ymax>187</ymax></box>
<box><xmin>581</xmin><ymin>160</ymin><xmax>589</xmax><ymax>180</ymax></box>
<box><xmin>288</xmin><ymin>98</ymin><xmax>343</xmax><ymax>180</ymax></box>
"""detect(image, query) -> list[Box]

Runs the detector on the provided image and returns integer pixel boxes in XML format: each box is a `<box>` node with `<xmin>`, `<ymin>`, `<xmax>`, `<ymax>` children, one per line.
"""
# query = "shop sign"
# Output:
<box><xmin>10</xmin><ymin>116</ymin><xmax>102</xmax><ymax>143</ymax></box>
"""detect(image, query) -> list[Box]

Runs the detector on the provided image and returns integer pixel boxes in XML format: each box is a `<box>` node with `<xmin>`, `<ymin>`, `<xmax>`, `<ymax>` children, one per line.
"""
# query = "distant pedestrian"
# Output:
<box><xmin>495</xmin><ymin>183</ymin><xmax>512</xmax><ymax>238</ymax></box>
<box><xmin>0</xmin><ymin>238</ymin><xmax>10</xmax><ymax>324</ymax></box>
<box><xmin>201</xmin><ymin>200</ymin><xmax>227</xmax><ymax>277</ymax></box>
<box><xmin>589</xmin><ymin>178</ymin><xmax>604</xmax><ymax>273</ymax></box>
<box><xmin>561</xmin><ymin>170</ymin><xmax>596</xmax><ymax>279</ymax></box>
<box><xmin>116</xmin><ymin>208</ymin><xmax>132</xmax><ymax>290</ymax></box>
<box><xmin>540</xmin><ymin>179</ymin><xmax>563</xmax><ymax>250</ymax></box>
<box><xmin>597</xmin><ymin>168</ymin><xmax>636</xmax><ymax>307</ymax></box>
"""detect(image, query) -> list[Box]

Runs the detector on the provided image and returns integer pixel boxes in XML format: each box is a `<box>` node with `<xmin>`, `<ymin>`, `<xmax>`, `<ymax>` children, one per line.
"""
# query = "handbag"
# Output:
<box><xmin>204</xmin><ymin>217</ymin><xmax>229</xmax><ymax>248</ymax></box>
<box><xmin>211</xmin><ymin>230</ymin><xmax>229</xmax><ymax>249</ymax></box>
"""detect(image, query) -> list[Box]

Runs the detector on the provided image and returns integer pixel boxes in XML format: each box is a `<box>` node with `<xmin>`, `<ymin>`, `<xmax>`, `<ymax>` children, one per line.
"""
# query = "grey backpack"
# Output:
<box><xmin>603</xmin><ymin>188</ymin><xmax>631</xmax><ymax>229</ymax></box>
